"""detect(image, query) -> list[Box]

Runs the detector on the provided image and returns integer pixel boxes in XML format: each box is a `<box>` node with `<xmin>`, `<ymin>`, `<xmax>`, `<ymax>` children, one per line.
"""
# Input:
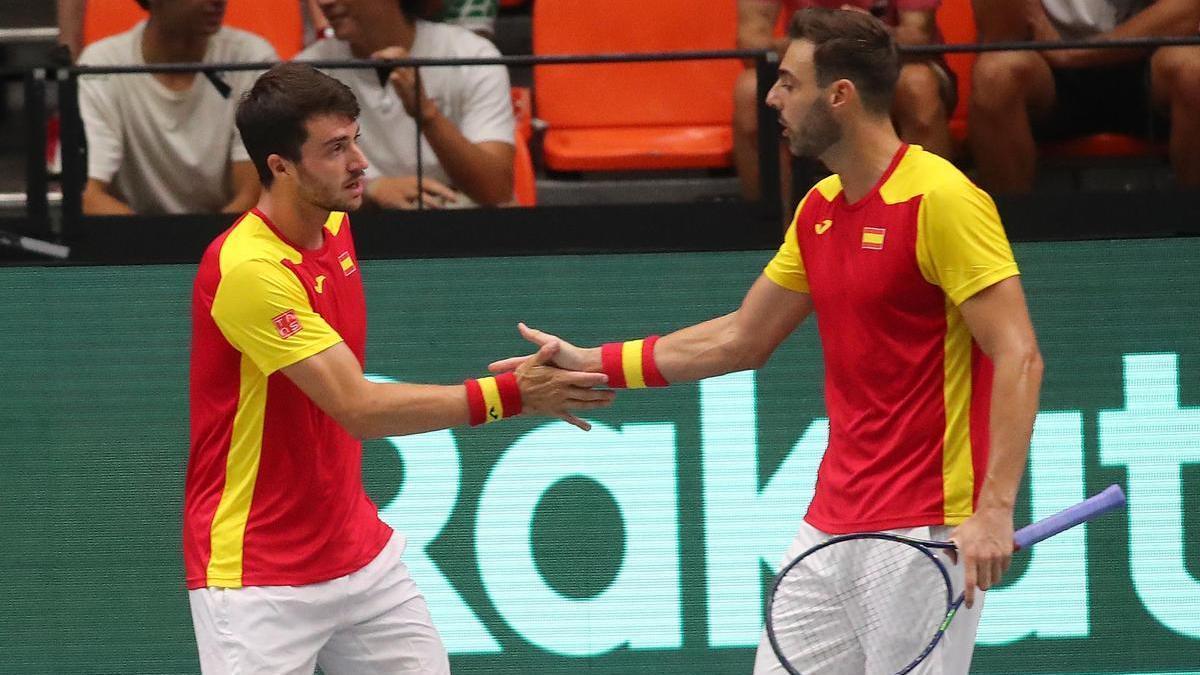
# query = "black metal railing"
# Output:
<box><xmin>4</xmin><ymin>34</ymin><xmax>1200</xmax><ymax>261</ymax></box>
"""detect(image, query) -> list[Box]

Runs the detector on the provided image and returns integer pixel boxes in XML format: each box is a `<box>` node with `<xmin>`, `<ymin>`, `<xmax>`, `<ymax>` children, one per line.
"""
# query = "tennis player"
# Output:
<box><xmin>491</xmin><ymin>9</ymin><xmax>1042</xmax><ymax>673</ymax></box>
<box><xmin>185</xmin><ymin>62</ymin><xmax>613</xmax><ymax>674</ymax></box>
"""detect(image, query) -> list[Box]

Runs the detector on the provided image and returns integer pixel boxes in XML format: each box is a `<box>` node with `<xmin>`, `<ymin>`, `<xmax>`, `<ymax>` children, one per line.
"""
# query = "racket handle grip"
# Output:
<box><xmin>1013</xmin><ymin>484</ymin><xmax>1126</xmax><ymax>550</ymax></box>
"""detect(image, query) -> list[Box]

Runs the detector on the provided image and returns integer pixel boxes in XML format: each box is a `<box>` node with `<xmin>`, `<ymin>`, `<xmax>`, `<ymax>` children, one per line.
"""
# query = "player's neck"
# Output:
<box><xmin>255</xmin><ymin>191</ymin><xmax>328</xmax><ymax>251</ymax></box>
<box><xmin>824</xmin><ymin>118</ymin><xmax>903</xmax><ymax>204</ymax></box>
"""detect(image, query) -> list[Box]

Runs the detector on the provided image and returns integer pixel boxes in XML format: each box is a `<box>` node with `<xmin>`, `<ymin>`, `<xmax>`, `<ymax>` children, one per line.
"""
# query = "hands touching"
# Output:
<box><xmin>511</xmin><ymin>338</ymin><xmax>612</xmax><ymax>431</ymax></box>
<box><xmin>490</xmin><ymin>322</ymin><xmax>598</xmax><ymax>374</ymax></box>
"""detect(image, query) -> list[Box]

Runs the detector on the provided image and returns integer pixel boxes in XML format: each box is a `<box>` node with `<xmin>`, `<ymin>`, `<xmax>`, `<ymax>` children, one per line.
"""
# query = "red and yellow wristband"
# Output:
<box><xmin>464</xmin><ymin>372</ymin><xmax>523</xmax><ymax>426</ymax></box>
<box><xmin>600</xmin><ymin>335</ymin><xmax>669</xmax><ymax>389</ymax></box>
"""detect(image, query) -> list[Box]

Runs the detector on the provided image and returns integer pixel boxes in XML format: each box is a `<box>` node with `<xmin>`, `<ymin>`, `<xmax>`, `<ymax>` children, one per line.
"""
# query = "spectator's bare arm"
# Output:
<box><xmin>1041</xmin><ymin>0</ymin><xmax>1200</xmax><ymax>68</ymax></box>
<box><xmin>738</xmin><ymin>0</ymin><xmax>787</xmax><ymax>55</ymax></box>
<box><xmin>57</xmin><ymin>0</ymin><xmax>86</xmax><ymax>61</ymax></box>
<box><xmin>971</xmin><ymin>0</ymin><xmax>1031</xmax><ymax>42</ymax></box>
<box><xmin>895</xmin><ymin>9</ymin><xmax>939</xmax><ymax>47</ymax></box>
<box><xmin>221</xmin><ymin>161</ymin><xmax>262</xmax><ymax>214</ymax></box>
<box><xmin>420</xmin><ymin>128</ymin><xmax>514</xmax><ymax>206</ymax></box>
<box><xmin>82</xmin><ymin>179</ymin><xmax>134</xmax><ymax>215</ymax></box>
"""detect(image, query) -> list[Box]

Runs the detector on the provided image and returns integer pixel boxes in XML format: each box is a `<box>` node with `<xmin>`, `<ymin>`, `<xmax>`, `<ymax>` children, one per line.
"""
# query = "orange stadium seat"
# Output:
<box><xmin>513</xmin><ymin>132</ymin><xmax>537</xmax><ymax>206</ymax></box>
<box><xmin>511</xmin><ymin>86</ymin><xmax>533</xmax><ymax>144</ymax></box>
<box><xmin>935</xmin><ymin>0</ymin><xmax>1161</xmax><ymax>159</ymax></box>
<box><xmin>934</xmin><ymin>0</ymin><xmax>974</xmax><ymax>145</ymax></box>
<box><xmin>1042</xmin><ymin>133</ymin><xmax>1164</xmax><ymax>158</ymax></box>
<box><xmin>532</xmin><ymin>0</ymin><xmax>743</xmax><ymax>171</ymax></box>
<box><xmin>510</xmin><ymin>87</ymin><xmax>537</xmax><ymax>205</ymax></box>
<box><xmin>83</xmin><ymin>0</ymin><xmax>302</xmax><ymax>59</ymax></box>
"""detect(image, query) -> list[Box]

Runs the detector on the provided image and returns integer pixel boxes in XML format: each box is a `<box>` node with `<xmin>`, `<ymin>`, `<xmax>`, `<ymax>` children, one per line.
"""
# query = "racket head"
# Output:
<box><xmin>765</xmin><ymin>533</ymin><xmax>958</xmax><ymax>675</ymax></box>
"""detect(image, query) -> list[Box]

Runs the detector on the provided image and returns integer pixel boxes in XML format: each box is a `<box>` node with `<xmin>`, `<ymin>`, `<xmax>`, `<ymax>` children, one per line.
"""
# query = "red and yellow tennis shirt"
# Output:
<box><xmin>186</xmin><ymin>208</ymin><xmax>391</xmax><ymax>589</ymax></box>
<box><xmin>764</xmin><ymin>144</ymin><xmax>1019</xmax><ymax>534</ymax></box>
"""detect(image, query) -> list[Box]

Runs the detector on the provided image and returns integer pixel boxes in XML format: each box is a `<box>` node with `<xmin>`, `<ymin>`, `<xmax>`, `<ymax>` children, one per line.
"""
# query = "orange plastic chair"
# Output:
<box><xmin>1042</xmin><ymin>133</ymin><xmax>1164</xmax><ymax>158</ymax></box>
<box><xmin>509</xmin><ymin>86</ymin><xmax>536</xmax><ymax>205</ymax></box>
<box><xmin>532</xmin><ymin>0</ymin><xmax>743</xmax><ymax>171</ymax></box>
<box><xmin>511</xmin><ymin>86</ymin><xmax>533</xmax><ymax>144</ymax></box>
<box><xmin>513</xmin><ymin>133</ymin><xmax>537</xmax><ymax>206</ymax></box>
<box><xmin>934</xmin><ymin>0</ymin><xmax>975</xmax><ymax>145</ymax></box>
<box><xmin>83</xmin><ymin>0</ymin><xmax>302</xmax><ymax>58</ymax></box>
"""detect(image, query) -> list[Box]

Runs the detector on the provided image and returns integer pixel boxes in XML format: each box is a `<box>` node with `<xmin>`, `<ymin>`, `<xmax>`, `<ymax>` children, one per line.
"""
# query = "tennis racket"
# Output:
<box><xmin>766</xmin><ymin>484</ymin><xmax>1126</xmax><ymax>675</ymax></box>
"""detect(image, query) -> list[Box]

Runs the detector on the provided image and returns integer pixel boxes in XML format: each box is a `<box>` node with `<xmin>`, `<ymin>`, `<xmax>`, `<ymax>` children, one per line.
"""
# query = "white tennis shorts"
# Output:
<box><xmin>189</xmin><ymin>532</ymin><xmax>450</xmax><ymax>675</ymax></box>
<box><xmin>752</xmin><ymin>521</ymin><xmax>985</xmax><ymax>675</ymax></box>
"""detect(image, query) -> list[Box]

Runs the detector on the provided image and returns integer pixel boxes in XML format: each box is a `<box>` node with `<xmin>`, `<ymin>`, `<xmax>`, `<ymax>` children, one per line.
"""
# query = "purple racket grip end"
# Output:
<box><xmin>1013</xmin><ymin>484</ymin><xmax>1126</xmax><ymax>551</ymax></box>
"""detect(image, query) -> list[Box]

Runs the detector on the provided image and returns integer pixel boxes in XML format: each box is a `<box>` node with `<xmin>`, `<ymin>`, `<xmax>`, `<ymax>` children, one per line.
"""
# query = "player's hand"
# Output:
<box><xmin>948</xmin><ymin>505</ymin><xmax>1015</xmax><ymax>608</ymax></box>
<box><xmin>514</xmin><ymin>340</ymin><xmax>614</xmax><ymax>430</ymax></box>
<box><xmin>367</xmin><ymin>176</ymin><xmax>459</xmax><ymax>210</ymax></box>
<box><xmin>489</xmin><ymin>322</ymin><xmax>597</xmax><ymax>374</ymax></box>
<box><xmin>371</xmin><ymin>46</ymin><xmax>438</xmax><ymax>121</ymax></box>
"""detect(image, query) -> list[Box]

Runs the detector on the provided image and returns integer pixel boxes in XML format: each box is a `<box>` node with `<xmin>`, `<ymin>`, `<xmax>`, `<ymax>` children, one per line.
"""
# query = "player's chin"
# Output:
<box><xmin>340</xmin><ymin>182</ymin><xmax>366</xmax><ymax>211</ymax></box>
<box><xmin>320</xmin><ymin>194</ymin><xmax>363</xmax><ymax>213</ymax></box>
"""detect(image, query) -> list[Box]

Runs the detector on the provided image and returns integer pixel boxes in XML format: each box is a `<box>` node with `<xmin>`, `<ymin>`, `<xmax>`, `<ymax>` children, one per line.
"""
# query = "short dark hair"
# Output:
<box><xmin>134</xmin><ymin>0</ymin><xmax>148</xmax><ymax>9</ymax></box>
<box><xmin>789</xmin><ymin>8</ymin><xmax>899</xmax><ymax>115</ymax></box>
<box><xmin>236</xmin><ymin>63</ymin><xmax>361</xmax><ymax>187</ymax></box>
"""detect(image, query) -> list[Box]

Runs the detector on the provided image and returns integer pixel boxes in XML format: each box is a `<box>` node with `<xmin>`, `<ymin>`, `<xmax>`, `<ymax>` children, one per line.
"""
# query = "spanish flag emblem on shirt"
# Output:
<box><xmin>861</xmin><ymin>227</ymin><xmax>886</xmax><ymax>250</ymax></box>
<box><xmin>338</xmin><ymin>251</ymin><xmax>357</xmax><ymax>276</ymax></box>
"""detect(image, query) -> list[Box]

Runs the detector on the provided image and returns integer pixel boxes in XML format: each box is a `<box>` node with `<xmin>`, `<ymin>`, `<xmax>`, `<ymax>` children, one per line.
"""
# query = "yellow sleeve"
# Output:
<box><xmin>763</xmin><ymin>207</ymin><xmax>810</xmax><ymax>294</ymax></box>
<box><xmin>917</xmin><ymin>179</ymin><xmax>1019</xmax><ymax>306</ymax></box>
<box><xmin>211</xmin><ymin>258</ymin><xmax>343</xmax><ymax>375</ymax></box>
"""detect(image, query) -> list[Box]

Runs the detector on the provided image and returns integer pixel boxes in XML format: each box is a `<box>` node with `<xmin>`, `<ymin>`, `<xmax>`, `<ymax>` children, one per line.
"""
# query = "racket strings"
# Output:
<box><xmin>769</xmin><ymin>538</ymin><xmax>951</xmax><ymax>674</ymax></box>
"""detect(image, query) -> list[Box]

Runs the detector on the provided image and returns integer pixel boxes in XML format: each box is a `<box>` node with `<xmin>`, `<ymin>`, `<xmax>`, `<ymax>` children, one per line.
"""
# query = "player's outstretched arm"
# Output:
<box><xmin>282</xmin><ymin>340</ymin><xmax>614</xmax><ymax>439</ymax></box>
<box><xmin>489</xmin><ymin>274</ymin><xmax>813</xmax><ymax>385</ymax></box>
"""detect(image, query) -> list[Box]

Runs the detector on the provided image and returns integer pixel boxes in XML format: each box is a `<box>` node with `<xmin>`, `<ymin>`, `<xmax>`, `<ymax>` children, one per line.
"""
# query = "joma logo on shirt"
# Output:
<box><xmin>272</xmin><ymin>310</ymin><xmax>303</xmax><ymax>339</ymax></box>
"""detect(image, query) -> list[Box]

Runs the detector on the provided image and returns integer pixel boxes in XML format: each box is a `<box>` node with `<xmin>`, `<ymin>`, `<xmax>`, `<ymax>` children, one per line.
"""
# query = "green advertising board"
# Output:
<box><xmin>1</xmin><ymin>237</ymin><xmax>1197</xmax><ymax>673</ymax></box>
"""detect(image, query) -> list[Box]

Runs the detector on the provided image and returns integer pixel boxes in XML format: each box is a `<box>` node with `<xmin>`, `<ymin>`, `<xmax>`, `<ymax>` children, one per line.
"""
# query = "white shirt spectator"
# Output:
<box><xmin>78</xmin><ymin>22</ymin><xmax>277</xmax><ymax>215</ymax></box>
<box><xmin>1041</xmin><ymin>0</ymin><xmax>1152</xmax><ymax>39</ymax></box>
<box><xmin>298</xmin><ymin>20</ymin><xmax>514</xmax><ymax>189</ymax></box>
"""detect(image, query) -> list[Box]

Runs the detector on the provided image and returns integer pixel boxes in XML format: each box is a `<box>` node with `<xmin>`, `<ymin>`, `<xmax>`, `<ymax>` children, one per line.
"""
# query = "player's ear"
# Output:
<box><xmin>829</xmin><ymin>79</ymin><xmax>853</xmax><ymax>109</ymax></box>
<box><xmin>266</xmin><ymin>153</ymin><xmax>291</xmax><ymax>182</ymax></box>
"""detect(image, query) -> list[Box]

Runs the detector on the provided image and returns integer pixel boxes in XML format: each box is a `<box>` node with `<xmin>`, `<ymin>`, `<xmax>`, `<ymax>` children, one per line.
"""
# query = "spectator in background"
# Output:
<box><xmin>423</xmin><ymin>0</ymin><xmax>499</xmax><ymax>39</ymax></box>
<box><xmin>307</xmin><ymin>0</ymin><xmax>498</xmax><ymax>42</ymax></box>
<box><xmin>734</xmin><ymin>0</ymin><xmax>956</xmax><ymax>201</ymax></box>
<box><xmin>77</xmin><ymin>0</ymin><xmax>276</xmax><ymax>215</ymax></box>
<box><xmin>970</xmin><ymin>0</ymin><xmax>1200</xmax><ymax>193</ymax></box>
<box><xmin>60</xmin><ymin>0</ymin><xmax>327</xmax><ymax>59</ymax></box>
<box><xmin>301</xmin><ymin>0</ymin><xmax>514</xmax><ymax>208</ymax></box>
